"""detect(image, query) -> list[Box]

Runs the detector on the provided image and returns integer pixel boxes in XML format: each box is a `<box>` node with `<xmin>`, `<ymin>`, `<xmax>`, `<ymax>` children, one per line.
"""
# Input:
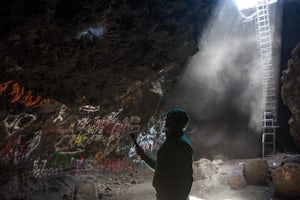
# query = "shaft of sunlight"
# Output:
<box><xmin>234</xmin><ymin>0</ymin><xmax>278</xmax><ymax>10</ymax></box>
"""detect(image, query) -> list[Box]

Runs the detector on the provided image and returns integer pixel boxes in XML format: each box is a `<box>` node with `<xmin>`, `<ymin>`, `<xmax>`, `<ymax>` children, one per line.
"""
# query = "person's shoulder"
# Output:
<box><xmin>178</xmin><ymin>135</ymin><xmax>193</xmax><ymax>152</ymax></box>
<box><xmin>179</xmin><ymin>135</ymin><xmax>191</xmax><ymax>145</ymax></box>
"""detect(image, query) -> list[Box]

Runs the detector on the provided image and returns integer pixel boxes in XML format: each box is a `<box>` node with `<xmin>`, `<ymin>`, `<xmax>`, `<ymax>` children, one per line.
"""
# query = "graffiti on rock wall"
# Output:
<box><xmin>0</xmin><ymin>99</ymin><xmax>167</xmax><ymax>178</ymax></box>
<box><xmin>32</xmin><ymin>157</ymin><xmax>47</xmax><ymax>178</ymax></box>
<box><xmin>79</xmin><ymin>105</ymin><xmax>100</xmax><ymax>113</ymax></box>
<box><xmin>32</xmin><ymin>157</ymin><xmax>64</xmax><ymax>178</ymax></box>
<box><xmin>52</xmin><ymin>106</ymin><xmax>141</xmax><ymax>157</ymax></box>
<box><xmin>70</xmin><ymin>155</ymin><xmax>133</xmax><ymax>175</ymax></box>
<box><xmin>0</xmin><ymin>80</ymin><xmax>51</xmax><ymax>107</ymax></box>
<box><xmin>129</xmin><ymin>115</ymin><xmax>166</xmax><ymax>160</ymax></box>
<box><xmin>0</xmin><ymin>130</ymin><xmax>42</xmax><ymax>165</ymax></box>
<box><xmin>53</xmin><ymin>150</ymin><xmax>77</xmax><ymax>168</ymax></box>
<box><xmin>94</xmin><ymin>151</ymin><xmax>106</xmax><ymax>164</ymax></box>
<box><xmin>107</xmin><ymin>156</ymin><xmax>133</xmax><ymax>173</ymax></box>
<box><xmin>53</xmin><ymin>105</ymin><xmax>68</xmax><ymax>123</ymax></box>
<box><xmin>3</xmin><ymin>113</ymin><xmax>37</xmax><ymax>135</ymax></box>
<box><xmin>0</xmin><ymin>112</ymin><xmax>42</xmax><ymax>164</ymax></box>
<box><xmin>34</xmin><ymin>150</ymin><xmax>133</xmax><ymax>178</ymax></box>
<box><xmin>38</xmin><ymin>105</ymin><xmax>140</xmax><ymax>176</ymax></box>
<box><xmin>105</xmin><ymin>116</ymin><xmax>141</xmax><ymax>155</ymax></box>
<box><xmin>0</xmin><ymin>131</ymin><xmax>42</xmax><ymax>164</ymax></box>
<box><xmin>137</xmin><ymin>132</ymin><xmax>155</xmax><ymax>151</ymax></box>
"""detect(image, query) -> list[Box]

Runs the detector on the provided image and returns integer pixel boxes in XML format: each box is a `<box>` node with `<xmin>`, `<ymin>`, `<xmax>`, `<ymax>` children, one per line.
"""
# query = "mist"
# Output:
<box><xmin>173</xmin><ymin>1</ymin><xmax>279</xmax><ymax>159</ymax></box>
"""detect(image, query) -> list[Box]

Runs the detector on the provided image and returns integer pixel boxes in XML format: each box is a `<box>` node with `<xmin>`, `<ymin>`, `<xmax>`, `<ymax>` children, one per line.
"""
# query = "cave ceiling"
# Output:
<box><xmin>0</xmin><ymin>0</ymin><xmax>217</xmax><ymax>114</ymax></box>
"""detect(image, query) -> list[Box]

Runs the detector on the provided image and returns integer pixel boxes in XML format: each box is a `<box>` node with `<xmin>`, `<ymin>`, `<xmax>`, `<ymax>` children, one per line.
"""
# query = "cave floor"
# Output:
<box><xmin>113</xmin><ymin>159</ymin><xmax>285</xmax><ymax>200</ymax></box>
<box><xmin>0</xmin><ymin>158</ymin><xmax>290</xmax><ymax>200</ymax></box>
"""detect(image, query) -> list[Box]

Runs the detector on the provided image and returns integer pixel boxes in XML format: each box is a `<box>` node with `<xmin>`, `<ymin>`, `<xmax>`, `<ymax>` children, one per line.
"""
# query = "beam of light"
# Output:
<box><xmin>176</xmin><ymin>0</ymin><xmax>282</xmax><ymax>158</ymax></box>
<box><xmin>234</xmin><ymin>0</ymin><xmax>278</xmax><ymax>10</ymax></box>
<box><xmin>178</xmin><ymin>0</ymin><xmax>265</xmax><ymax>158</ymax></box>
<box><xmin>234</xmin><ymin>0</ymin><xmax>260</xmax><ymax>10</ymax></box>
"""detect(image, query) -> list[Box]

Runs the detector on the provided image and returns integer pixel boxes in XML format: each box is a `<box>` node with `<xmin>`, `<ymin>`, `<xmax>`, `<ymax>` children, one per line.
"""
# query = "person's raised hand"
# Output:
<box><xmin>135</xmin><ymin>144</ymin><xmax>146</xmax><ymax>160</ymax></box>
<box><xmin>130</xmin><ymin>133</ymin><xmax>146</xmax><ymax>160</ymax></box>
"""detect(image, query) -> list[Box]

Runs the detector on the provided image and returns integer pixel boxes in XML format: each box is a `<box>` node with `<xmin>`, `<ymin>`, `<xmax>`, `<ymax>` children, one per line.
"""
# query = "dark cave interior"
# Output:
<box><xmin>1</xmin><ymin>0</ymin><xmax>300</xmax><ymax>199</ymax></box>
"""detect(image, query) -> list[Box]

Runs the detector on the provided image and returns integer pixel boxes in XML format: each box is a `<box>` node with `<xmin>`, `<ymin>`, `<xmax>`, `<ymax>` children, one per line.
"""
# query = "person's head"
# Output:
<box><xmin>165</xmin><ymin>109</ymin><xmax>189</xmax><ymax>136</ymax></box>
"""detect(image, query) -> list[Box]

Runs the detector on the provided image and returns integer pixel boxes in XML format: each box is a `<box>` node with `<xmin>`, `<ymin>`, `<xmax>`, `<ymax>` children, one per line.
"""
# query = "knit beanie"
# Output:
<box><xmin>167</xmin><ymin>109</ymin><xmax>189</xmax><ymax>131</ymax></box>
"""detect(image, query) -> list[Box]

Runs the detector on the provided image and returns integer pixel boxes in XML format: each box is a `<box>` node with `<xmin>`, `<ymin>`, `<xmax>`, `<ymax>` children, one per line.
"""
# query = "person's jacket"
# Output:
<box><xmin>143</xmin><ymin>131</ymin><xmax>194</xmax><ymax>200</ymax></box>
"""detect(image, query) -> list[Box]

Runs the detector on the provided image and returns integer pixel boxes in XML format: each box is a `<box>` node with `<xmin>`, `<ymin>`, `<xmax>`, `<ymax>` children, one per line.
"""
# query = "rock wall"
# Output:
<box><xmin>2</xmin><ymin>0</ymin><xmax>300</xmax><ymax>197</ymax></box>
<box><xmin>0</xmin><ymin>87</ymin><xmax>167</xmax><ymax>198</ymax></box>
<box><xmin>278</xmin><ymin>0</ymin><xmax>300</xmax><ymax>151</ymax></box>
<box><xmin>0</xmin><ymin>3</ymin><xmax>222</xmax><ymax>197</ymax></box>
<box><xmin>0</xmin><ymin>0</ymin><xmax>227</xmax><ymax>184</ymax></box>
<box><xmin>0</xmin><ymin>84</ymin><xmax>168</xmax><ymax>171</ymax></box>
<box><xmin>281</xmin><ymin>43</ymin><xmax>300</xmax><ymax>150</ymax></box>
<box><xmin>0</xmin><ymin>0</ymin><xmax>217</xmax><ymax>108</ymax></box>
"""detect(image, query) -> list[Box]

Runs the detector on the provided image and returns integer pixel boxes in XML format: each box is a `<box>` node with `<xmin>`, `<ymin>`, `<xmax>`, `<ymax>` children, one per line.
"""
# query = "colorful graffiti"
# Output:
<box><xmin>0</xmin><ymin>101</ymin><xmax>167</xmax><ymax>179</ymax></box>
<box><xmin>0</xmin><ymin>130</ymin><xmax>42</xmax><ymax>165</ymax></box>
<box><xmin>0</xmin><ymin>80</ymin><xmax>51</xmax><ymax>107</ymax></box>
<box><xmin>50</xmin><ymin>106</ymin><xmax>165</xmax><ymax>175</ymax></box>
<box><xmin>52</xmin><ymin>106</ymin><xmax>142</xmax><ymax>157</ymax></box>
<box><xmin>127</xmin><ymin>115</ymin><xmax>166</xmax><ymax>167</ymax></box>
<box><xmin>32</xmin><ymin>150</ymin><xmax>133</xmax><ymax>178</ymax></box>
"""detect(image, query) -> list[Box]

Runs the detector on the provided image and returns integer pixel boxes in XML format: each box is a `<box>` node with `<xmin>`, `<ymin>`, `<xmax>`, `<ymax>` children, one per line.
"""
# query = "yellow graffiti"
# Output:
<box><xmin>69</xmin><ymin>122</ymin><xmax>76</xmax><ymax>133</ymax></box>
<box><xmin>74</xmin><ymin>132</ymin><xmax>84</xmax><ymax>144</ymax></box>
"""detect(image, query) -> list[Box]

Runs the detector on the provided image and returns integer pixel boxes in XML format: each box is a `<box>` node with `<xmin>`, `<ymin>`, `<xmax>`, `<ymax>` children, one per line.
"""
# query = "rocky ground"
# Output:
<box><xmin>118</xmin><ymin>160</ymin><xmax>276</xmax><ymax>200</ymax></box>
<box><xmin>117</xmin><ymin>154</ymin><xmax>300</xmax><ymax>200</ymax></box>
<box><xmin>1</xmin><ymin>153</ymin><xmax>299</xmax><ymax>200</ymax></box>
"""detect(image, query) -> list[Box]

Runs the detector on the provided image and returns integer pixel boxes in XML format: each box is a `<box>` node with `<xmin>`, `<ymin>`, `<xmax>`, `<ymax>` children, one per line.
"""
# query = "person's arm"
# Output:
<box><xmin>131</xmin><ymin>133</ymin><xmax>156</xmax><ymax>170</ymax></box>
<box><xmin>135</xmin><ymin>144</ymin><xmax>156</xmax><ymax>170</ymax></box>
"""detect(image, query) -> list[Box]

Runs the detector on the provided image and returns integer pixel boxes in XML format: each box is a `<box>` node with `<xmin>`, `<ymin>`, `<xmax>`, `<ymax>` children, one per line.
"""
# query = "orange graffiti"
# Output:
<box><xmin>0</xmin><ymin>80</ymin><xmax>52</xmax><ymax>107</ymax></box>
<box><xmin>0</xmin><ymin>80</ymin><xmax>13</xmax><ymax>95</ymax></box>
<box><xmin>9</xmin><ymin>83</ymin><xmax>25</xmax><ymax>103</ymax></box>
<box><xmin>22</xmin><ymin>91</ymin><xmax>42</xmax><ymax>107</ymax></box>
<box><xmin>94</xmin><ymin>151</ymin><xmax>106</xmax><ymax>164</ymax></box>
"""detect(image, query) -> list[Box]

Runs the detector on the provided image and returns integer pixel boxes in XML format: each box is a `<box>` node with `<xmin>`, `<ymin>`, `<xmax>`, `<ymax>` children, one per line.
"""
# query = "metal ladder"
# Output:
<box><xmin>255</xmin><ymin>0</ymin><xmax>278</xmax><ymax>157</ymax></box>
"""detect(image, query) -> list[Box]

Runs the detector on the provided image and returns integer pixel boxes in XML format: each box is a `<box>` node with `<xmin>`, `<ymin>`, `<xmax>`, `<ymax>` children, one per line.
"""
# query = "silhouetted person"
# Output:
<box><xmin>134</xmin><ymin>109</ymin><xmax>194</xmax><ymax>200</ymax></box>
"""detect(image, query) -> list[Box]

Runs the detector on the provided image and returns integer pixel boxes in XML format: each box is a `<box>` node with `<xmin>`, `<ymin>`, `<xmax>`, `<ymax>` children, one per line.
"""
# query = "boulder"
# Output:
<box><xmin>271</xmin><ymin>164</ymin><xmax>300</xmax><ymax>198</ymax></box>
<box><xmin>281</xmin><ymin>43</ymin><xmax>300</xmax><ymax>150</ymax></box>
<box><xmin>77</xmin><ymin>183</ymin><xmax>97</xmax><ymax>200</ymax></box>
<box><xmin>193</xmin><ymin>158</ymin><xmax>219</xmax><ymax>180</ymax></box>
<box><xmin>242</xmin><ymin>159</ymin><xmax>269</xmax><ymax>185</ymax></box>
<box><xmin>228</xmin><ymin>175</ymin><xmax>247</xmax><ymax>189</ymax></box>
